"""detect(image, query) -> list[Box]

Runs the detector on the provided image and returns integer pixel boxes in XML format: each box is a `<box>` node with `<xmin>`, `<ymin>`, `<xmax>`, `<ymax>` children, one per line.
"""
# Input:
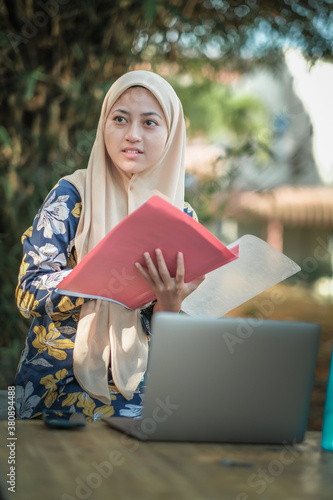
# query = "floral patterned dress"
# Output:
<box><xmin>15</xmin><ymin>178</ymin><xmax>197</xmax><ymax>422</ymax></box>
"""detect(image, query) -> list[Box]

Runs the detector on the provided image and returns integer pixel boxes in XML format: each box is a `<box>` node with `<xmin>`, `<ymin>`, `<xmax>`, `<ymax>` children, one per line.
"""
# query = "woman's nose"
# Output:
<box><xmin>125</xmin><ymin>122</ymin><xmax>141</xmax><ymax>142</ymax></box>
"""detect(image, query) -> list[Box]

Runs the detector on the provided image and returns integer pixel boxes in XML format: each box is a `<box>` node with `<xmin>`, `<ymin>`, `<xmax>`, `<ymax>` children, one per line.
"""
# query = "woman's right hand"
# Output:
<box><xmin>135</xmin><ymin>248</ymin><xmax>205</xmax><ymax>313</ymax></box>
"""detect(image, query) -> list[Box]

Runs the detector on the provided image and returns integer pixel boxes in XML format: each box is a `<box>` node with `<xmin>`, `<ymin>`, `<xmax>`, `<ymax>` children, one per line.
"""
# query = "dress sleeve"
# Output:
<box><xmin>15</xmin><ymin>179</ymin><xmax>87</xmax><ymax>320</ymax></box>
<box><xmin>183</xmin><ymin>201</ymin><xmax>199</xmax><ymax>222</ymax></box>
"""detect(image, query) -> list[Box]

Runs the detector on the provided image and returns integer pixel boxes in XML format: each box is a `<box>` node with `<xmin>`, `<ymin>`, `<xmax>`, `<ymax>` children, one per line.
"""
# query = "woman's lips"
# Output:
<box><xmin>122</xmin><ymin>148</ymin><xmax>143</xmax><ymax>158</ymax></box>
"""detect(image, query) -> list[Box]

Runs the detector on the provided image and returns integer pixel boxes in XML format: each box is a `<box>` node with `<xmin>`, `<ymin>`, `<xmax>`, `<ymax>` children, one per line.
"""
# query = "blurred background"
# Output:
<box><xmin>1</xmin><ymin>0</ymin><xmax>332</xmax><ymax>429</ymax></box>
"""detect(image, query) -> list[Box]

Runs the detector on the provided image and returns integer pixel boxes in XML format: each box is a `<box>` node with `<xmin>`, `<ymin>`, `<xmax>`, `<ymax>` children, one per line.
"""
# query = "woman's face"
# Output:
<box><xmin>105</xmin><ymin>87</ymin><xmax>168</xmax><ymax>176</ymax></box>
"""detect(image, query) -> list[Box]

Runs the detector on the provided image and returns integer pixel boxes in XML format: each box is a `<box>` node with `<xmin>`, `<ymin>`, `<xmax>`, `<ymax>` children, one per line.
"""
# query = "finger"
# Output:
<box><xmin>175</xmin><ymin>252</ymin><xmax>185</xmax><ymax>284</ymax></box>
<box><xmin>143</xmin><ymin>251</ymin><xmax>164</xmax><ymax>285</ymax></box>
<box><xmin>155</xmin><ymin>248</ymin><xmax>172</xmax><ymax>281</ymax></box>
<box><xmin>135</xmin><ymin>262</ymin><xmax>155</xmax><ymax>288</ymax></box>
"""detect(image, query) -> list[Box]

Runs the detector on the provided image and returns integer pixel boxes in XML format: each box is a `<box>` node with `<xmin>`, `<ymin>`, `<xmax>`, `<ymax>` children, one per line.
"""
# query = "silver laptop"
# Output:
<box><xmin>103</xmin><ymin>312</ymin><xmax>320</xmax><ymax>444</ymax></box>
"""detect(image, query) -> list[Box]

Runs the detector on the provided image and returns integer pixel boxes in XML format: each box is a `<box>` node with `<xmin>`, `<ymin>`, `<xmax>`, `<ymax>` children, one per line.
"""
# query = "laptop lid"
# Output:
<box><xmin>137</xmin><ymin>312</ymin><xmax>320</xmax><ymax>443</ymax></box>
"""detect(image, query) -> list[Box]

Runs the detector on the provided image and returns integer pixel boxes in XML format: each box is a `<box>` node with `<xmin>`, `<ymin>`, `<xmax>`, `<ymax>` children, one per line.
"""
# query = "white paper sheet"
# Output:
<box><xmin>182</xmin><ymin>234</ymin><xmax>301</xmax><ymax>317</ymax></box>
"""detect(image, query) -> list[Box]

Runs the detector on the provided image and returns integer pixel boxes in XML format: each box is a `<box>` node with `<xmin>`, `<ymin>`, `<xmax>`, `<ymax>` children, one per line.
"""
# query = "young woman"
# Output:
<box><xmin>15</xmin><ymin>71</ymin><xmax>204</xmax><ymax>421</ymax></box>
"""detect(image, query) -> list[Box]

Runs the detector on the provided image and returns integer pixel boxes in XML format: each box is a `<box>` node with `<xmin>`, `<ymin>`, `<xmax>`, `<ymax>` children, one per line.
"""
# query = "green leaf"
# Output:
<box><xmin>0</xmin><ymin>126</ymin><xmax>12</xmax><ymax>147</ymax></box>
<box><xmin>24</xmin><ymin>73</ymin><xmax>37</xmax><ymax>102</ymax></box>
<box><xmin>144</xmin><ymin>0</ymin><xmax>158</xmax><ymax>24</ymax></box>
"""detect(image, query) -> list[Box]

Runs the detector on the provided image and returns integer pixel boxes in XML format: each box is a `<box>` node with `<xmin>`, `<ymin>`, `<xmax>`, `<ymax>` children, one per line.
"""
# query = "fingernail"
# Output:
<box><xmin>144</xmin><ymin>252</ymin><xmax>150</xmax><ymax>259</ymax></box>
<box><xmin>155</xmin><ymin>248</ymin><xmax>161</xmax><ymax>255</ymax></box>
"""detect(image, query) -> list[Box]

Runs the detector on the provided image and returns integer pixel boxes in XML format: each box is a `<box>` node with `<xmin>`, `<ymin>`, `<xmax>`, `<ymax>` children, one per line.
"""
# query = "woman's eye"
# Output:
<box><xmin>114</xmin><ymin>116</ymin><xmax>126</xmax><ymax>123</ymax></box>
<box><xmin>145</xmin><ymin>120</ymin><xmax>157</xmax><ymax>127</ymax></box>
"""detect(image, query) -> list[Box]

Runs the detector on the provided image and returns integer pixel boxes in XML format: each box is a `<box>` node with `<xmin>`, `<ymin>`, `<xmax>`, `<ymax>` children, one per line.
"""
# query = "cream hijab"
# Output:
<box><xmin>64</xmin><ymin>71</ymin><xmax>186</xmax><ymax>403</ymax></box>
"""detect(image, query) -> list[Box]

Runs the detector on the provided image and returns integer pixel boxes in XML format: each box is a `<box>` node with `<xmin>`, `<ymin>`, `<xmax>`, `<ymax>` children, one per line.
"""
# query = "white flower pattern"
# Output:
<box><xmin>16</xmin><ymin>382</ymin><xmax>41</xmax><ymax>419</ymax></box>
<box><xmin>28</xmin><ymin>243</ymin><xmax>67</xmax><ymax>271</ymax></box>
<box><xmin>38</xmin><ymin>270</ymin><xmax>72</xmax><ymax>290</ymax></box>
<box><xmin>119</xmin><ymin>404</ymin><xmax>143</xmax><ymax>418</ymax></box>
<box><xmin>36</xmin><ymin>191</ymin><xmax>70</xmax><ymax>239</ymax></box>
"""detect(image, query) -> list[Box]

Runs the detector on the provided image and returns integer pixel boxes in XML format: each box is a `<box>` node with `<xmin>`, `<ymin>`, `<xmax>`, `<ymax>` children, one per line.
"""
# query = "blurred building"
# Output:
<box><xmin>212</xmin><ymin>186</ymin><xmax>333</xmax><ymax>284</ymax></box>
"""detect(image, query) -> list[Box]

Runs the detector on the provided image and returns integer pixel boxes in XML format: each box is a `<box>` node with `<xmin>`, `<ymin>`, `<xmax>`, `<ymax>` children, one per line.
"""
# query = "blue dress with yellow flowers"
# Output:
<box><xmin>15</xmin><ymin>178</ymin><xmax>197</xmax><ymax>422</ymax></box>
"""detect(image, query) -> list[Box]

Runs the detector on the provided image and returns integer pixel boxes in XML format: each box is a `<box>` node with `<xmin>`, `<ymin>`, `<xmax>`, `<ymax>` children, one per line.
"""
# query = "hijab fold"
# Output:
<box><xmin>64</xmin><ymin>71</ymin><xmax>186</xmax><ymax>402</ymax></box>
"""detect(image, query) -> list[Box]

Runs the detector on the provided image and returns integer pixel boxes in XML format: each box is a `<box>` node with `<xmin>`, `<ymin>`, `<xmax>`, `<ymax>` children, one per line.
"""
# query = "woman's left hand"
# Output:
<box><xmin>135</xmin><ymin>248</ymin><xmax>205</xmax><ymax>313</ymax></box>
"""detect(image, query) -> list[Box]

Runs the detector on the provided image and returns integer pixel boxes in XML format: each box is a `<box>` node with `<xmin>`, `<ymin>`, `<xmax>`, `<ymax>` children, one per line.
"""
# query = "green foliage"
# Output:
<box><xmin>172</xmin><ymin>78</ymin><xmax>270</xmax><ymax>143</ymax></box>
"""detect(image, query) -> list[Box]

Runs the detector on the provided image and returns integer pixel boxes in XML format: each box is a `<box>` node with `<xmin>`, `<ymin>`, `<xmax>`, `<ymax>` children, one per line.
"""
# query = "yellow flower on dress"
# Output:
<box><xmin>77</xmin><ymin>393</ymin><xmax>96</xmax><ymax>420</ymax></box>
<box><xmin>61</xmin><ymin>392</ymin><xmax>115</xmax><ymax>422</ymax></box>
<box><xmin>50</xmin><ymin>296</ymin><xmax>84</xmax><ymax>322</ymax></box>
<box><xmin>61</xmin><ymin>392</ymin><xmax>80</xmax><ymax>407</ymax></box>
<box><xmin>32</xmin><ymin>322</ymin><xmax>74</xmax><ymax>359</ymax></box>
<box><xmin>40</xmin><ymin>369</ymin><xmax>68</xmax><ymax>407</ymax></box>
<box><xmin>66</xmin><ymin>248</ymin><xmax>77</xmax><ymax>269</ymax></box>
<box><xmin>15</xmin><ymin>287</ymin><xmax>40</xmax><ymax>318</ymax></box>
<box><xmin>93</xmin><ymin>404</ymin><xmax>115</xmax><ymax>420</ymax></box>
<box><xmin>21</xmin><ymin>226</ymin><xmax>33</xmax><ymax>243</ymax></box>
<box><xmin>71</xmin><ymin>202</ymin><xmax>81</xmax><ymax>218</ymax></box>
<box><xmin>59</xmin><ymin>295</ymin><xmax>84</xmax><ymax>312</ymax></box>
<box><xmin>61</xmin><ymin>392</ymin><xmax>96</xmax><ymax>421</ymax></box>
<box><xmin>17</xmin><ymin>255</ymin><xmax>30</xmax><ymax>281</ymax></box>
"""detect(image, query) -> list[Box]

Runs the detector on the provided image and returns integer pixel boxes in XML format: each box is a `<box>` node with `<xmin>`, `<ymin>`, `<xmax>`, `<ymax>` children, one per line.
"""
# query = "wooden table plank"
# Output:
<box><xmin>0</xmin><ymin>421</ymin><xmax>333</xmax><ymax>500</ymax></box>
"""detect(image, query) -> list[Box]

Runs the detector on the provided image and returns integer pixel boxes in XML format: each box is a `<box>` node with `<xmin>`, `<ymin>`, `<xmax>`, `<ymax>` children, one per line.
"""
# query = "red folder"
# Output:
<box><xmin>56</xmin><ymin>195</ymin><xmax>239</xmax><ymax>309</ymax></box>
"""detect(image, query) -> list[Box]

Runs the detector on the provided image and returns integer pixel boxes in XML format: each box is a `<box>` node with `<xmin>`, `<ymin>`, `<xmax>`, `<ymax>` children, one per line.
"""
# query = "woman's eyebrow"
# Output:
<box><xmin>111</xmin><ymin>108</ymin><xmax>129</xmax><ymax>115</ymax></box>
<box><xmin>141</xmin><ymin>111</ymin><xmax>163</xmax><ymax>119</ymax></box>
<box><xmin>111</xmin><ymin>108</ymin><xmax>163</xmax><ymax>119</ymax></box>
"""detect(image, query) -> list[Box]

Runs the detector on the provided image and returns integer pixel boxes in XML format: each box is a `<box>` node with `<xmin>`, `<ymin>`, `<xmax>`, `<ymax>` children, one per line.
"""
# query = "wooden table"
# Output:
<box><xmin>0</xmin><ymin>420</ymin><xmax>332</xmax><ymax>500</ymax></box>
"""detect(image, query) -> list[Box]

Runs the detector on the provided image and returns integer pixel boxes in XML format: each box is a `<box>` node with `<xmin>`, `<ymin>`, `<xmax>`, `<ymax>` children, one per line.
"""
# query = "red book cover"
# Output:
<box><xmin>56</xmin><ymin>195</ymin><xmax>239</xmax><ymax>309</ymax></box>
